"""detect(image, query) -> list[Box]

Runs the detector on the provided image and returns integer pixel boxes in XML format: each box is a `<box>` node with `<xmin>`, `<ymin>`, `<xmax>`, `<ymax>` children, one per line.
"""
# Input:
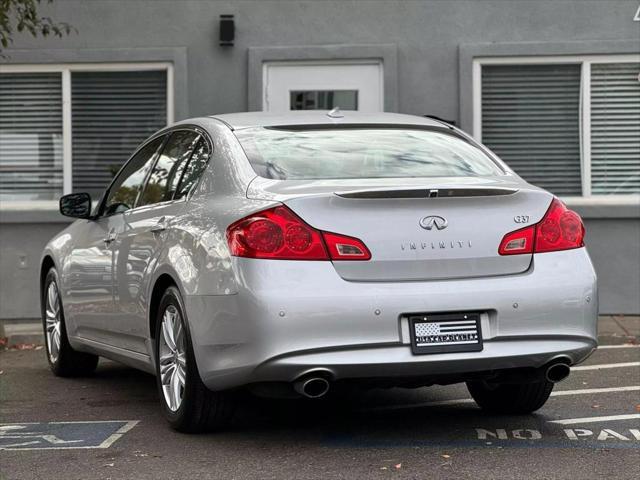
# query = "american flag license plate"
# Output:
<box><xmin>409</xmin><ymin>313</ymin><xmax>483</xmax><ymax>354</ymax></box>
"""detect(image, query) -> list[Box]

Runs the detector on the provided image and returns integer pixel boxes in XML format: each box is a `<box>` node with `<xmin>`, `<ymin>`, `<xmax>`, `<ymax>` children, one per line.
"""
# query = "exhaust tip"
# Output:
<box><xmin>294</xmin><ymin>377</ymin><xmax>330</xmax><ymax>398</ymax></box>
<box><xmin>546</xmin><ymin>363</ymin><xmax>570</xmax><ymax>383</ymax></box>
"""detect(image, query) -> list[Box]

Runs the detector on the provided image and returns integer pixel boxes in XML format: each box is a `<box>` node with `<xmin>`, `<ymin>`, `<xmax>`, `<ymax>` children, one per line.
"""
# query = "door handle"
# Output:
<box><xmin>103</xmin><ymin>229</ymin><xmax>117</xmax><ymax>245</ymax></box>
<box><xmin>150</xmin><ymin>217</ymin><xmax>167</xmax><ymax>234</ymax></box>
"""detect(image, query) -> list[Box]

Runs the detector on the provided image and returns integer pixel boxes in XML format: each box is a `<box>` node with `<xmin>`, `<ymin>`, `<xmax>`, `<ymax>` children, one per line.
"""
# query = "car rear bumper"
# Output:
<box><xmin>185</xmin><ymin>248</ymin><xmax>598</xmax><ymax>391</ymax></box>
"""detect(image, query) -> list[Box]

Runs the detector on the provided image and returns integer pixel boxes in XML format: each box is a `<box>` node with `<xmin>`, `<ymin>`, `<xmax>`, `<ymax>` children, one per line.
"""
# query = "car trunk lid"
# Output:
<box><xmin>247</xmin><ymin>177</ymin><xmax>552</xmax><ymax>281</ymax></box>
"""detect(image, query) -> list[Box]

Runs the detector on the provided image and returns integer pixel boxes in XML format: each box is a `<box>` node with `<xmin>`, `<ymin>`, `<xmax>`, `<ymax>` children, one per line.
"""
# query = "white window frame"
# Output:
<box><xmin>0</xmin><ymin>62</ymin><xmax>174</xmax><ymax>199</ymax></box>
<box><xmin>472</xmin><ymin>54</ymin><xmax>640</xmax><ymax>203</ymax></box>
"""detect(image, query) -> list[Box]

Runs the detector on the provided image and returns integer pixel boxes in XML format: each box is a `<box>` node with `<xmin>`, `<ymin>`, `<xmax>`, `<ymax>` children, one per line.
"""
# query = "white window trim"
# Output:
<box><xmin>0</xmin><ymin>62</ymin><xmax>174</xmax><ymax>202</ymax></box>
<box><xmin>472</xmin><ymin>54</ymin><xmax>640</xmax><ymax>205</ymax></box>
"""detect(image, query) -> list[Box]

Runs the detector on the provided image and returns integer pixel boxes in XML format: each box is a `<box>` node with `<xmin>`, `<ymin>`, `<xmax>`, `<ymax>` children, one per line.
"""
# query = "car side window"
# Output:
<box><xmin>102</xmin><ymin>136</ymin><xmax>165</xmax><ymax>216</ymax></box>
<box><xmin>174</xmin><ymin>137</ymin><xmax>212</xmax><ymax>200</ymax></box>
<box><xmin>137</xmin><ymin>130</ymin><xmax>200</xmax><ymax>207</ymax></box>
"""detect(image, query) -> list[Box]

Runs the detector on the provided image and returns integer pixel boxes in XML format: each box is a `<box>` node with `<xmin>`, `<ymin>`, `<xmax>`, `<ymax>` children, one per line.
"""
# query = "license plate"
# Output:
<box><xmin>409</xmin><ymin>312</ymin><xmax>483</xmax><ymax>354</ymax></box>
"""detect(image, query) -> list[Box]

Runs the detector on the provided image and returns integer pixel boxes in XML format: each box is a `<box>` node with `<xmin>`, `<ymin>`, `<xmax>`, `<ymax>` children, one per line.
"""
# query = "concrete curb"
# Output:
<box><xmin>1</xmin><ymin>320</ymin><xmax>43</xmax><ymax>347</ymax></box>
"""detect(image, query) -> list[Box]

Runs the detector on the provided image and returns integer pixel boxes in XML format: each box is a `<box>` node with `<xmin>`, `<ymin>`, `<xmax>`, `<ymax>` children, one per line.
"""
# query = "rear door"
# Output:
<box><xmin>112</xmin><ymin>129</ymin><xmax>204</xmax><ymax>353</ymax></box>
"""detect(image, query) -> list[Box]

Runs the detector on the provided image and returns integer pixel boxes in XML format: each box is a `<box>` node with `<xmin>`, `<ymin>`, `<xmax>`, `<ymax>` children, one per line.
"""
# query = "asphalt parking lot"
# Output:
<box><xmin>1</xmin><ymin>316</ymin><xmax>638</xmax><ymax>480</ymax></box>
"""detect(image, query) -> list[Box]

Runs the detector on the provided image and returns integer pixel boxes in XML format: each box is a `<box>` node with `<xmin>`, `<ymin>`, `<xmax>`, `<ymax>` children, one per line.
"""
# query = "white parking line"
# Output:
<box><xmin>551</xmin><ymin>385</ymin><xmax>640</xmax><ymax>396</ymax></box>
<box><xmin>598</xmin><ymin>344</ymin><xmax>640</xmax><ymax>349</ymax></box>
<box><xmin>572</xmin><ymin>361</ymin><xmax>640</xmax><ymax>371</ymax></box>
<box><xmin>392</xmin><ymin>398</ymin><xmax>476</xmax><ymax>408</ymax></box>
<box><xmin>361</xmin><ymin>385</ymin><xmax>640</xmax><ymax>412</ymax></box>
<box><xmin>100</xmin><ymin>421</ymin><xmax>139</xmax><ymax>449</ymax></box>
<box><xmin>549</xmin><ymin>414</ymin><xmax>640</xmax><ymax>425</ymax></box>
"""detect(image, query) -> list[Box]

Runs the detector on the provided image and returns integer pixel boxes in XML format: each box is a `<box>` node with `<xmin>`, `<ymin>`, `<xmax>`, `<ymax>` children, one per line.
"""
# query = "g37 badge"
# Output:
<box><xmin>514</xmin><ymin>215</ymin><xmax>530</xmax><ymax>224</ymax></box>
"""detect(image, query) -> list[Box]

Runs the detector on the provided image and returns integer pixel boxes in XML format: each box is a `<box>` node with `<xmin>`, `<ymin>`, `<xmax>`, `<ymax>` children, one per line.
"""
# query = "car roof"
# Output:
<box><xmin>210</xmin><ymin>110</ymin><xmax>446</xmax><ymax>130</ymax></box>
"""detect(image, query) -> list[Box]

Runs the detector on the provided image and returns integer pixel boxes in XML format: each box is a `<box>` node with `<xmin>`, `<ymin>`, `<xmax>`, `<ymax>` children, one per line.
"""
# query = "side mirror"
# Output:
<box><xmin>59</xmin><ymin>192</ymin><xmax>93</xmax><ymax>219</ymax></box>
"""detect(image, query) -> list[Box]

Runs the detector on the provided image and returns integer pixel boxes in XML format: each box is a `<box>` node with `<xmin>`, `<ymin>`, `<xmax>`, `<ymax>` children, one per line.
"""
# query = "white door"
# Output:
<box><xmin>263</xmin><ymin>61</ymin><xmax>383</xmax><ymax>112</ymax></box>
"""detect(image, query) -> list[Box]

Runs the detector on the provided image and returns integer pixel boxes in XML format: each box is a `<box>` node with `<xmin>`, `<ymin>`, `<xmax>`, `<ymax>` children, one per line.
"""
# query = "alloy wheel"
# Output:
<box><xmin>159</xmin><ymin>304</ymin><xmax>187</xmax><ymax>411</ymax></box>
<box><xmin>45</xmin><ymin>282</ymin><xmax>62</xmax><ymax>363</ymax></box>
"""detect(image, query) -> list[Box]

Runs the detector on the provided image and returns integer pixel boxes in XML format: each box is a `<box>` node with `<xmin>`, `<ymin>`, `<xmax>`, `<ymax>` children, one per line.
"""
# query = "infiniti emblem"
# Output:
<box><xmin>419</xmin><ymin>215</ymin><xmax>448</xmax><ymax>230</ymax></box>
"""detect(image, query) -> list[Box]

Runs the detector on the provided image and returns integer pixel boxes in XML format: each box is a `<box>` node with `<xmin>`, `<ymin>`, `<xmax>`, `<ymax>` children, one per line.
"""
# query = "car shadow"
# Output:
<box><xmin>89</xmin><ymin>359</ymin><xmax>548</xmax><ymax>444</ymax></box>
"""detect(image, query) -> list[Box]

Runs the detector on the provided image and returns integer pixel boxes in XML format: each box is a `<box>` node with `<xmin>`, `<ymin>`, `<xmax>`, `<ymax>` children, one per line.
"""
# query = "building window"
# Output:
<box><xmin>0</xmin><ymin>64</ymin><xmax>171</xmax><ymax>202</ymax></box>
<box><xmin>0</xmin><ymin>73</ymin><xmax>64</xmax><ymax>201</ymax></box>
<box><xmin>475</xmin><ymin>55</ymin><xmax>640</xmax><ymax>197</ymax></box>
<box><xmin>481</xmin><ymin>64</ymin><xmax>582</xmax><ymax>196</ymax></box>
<box><xmin>590</xmin><ymin>63</ymin><xmax>639</xmax><ymax>195</ymax></box>
<box><xmin>290</xmin><ymin>90</ymin><xmax>359</xmax><ymax>110</ymax></box>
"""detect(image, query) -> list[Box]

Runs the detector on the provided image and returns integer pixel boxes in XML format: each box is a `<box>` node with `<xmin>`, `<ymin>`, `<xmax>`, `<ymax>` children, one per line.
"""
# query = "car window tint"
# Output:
<box><xmin>103</xmin><ymin>136</ymin><xmax>164</xmax><ymax>215</ymax></box>
<box><xmin>175</xmin><ymin>138</ymin><xmax>211</xmax><ymax>200</ymax></box>
<box><xmin>138</xmin><ymin>130</ymin><xmax>200</xmax><ymax>207</ymax></box>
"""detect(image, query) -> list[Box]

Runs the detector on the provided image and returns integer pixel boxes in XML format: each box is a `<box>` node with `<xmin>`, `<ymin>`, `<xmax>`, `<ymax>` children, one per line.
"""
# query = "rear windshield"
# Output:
<box><xmin>234</xmin><ymin>127</ymin><xmax>503</xmax><ymax>180</ymax></box>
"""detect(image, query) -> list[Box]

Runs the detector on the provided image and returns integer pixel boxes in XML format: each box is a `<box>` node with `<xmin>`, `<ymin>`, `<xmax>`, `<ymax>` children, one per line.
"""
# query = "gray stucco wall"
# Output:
<box><xmin>0</xmin><ymin>217</ymin><xmax>70</xmax><ymax>320</ymax></box>
<box><xmin>583</xmin><ymin>219</ymin><xmax>640</xmax><ymax>314</ymax></box>
<box><xmin>3</xmin><ymin>0</ymin><xmax>638</xmax><ymax>119</ymax></box>
<box><xmin>1</xmin><ymin>0</ymin><xmax>639</xmax><ymax>318</ymax></box>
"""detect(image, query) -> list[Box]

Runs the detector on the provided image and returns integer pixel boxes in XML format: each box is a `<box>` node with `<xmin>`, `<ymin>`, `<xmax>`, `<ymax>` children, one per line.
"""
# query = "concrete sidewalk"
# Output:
<box><xmin>598</xmin><ymin>315</ymin><xmax>640</xmax><ymax>345</ymax></box>
<box><xmin>1</xmin><ymin>315</ymin><xmax>638</xmax><ymax>348</ymax></box>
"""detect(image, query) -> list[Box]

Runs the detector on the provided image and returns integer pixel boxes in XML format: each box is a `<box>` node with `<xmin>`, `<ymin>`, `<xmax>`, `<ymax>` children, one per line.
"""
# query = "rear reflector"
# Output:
<box><xmin>499</xmin><ymin>198</ymin><xmax>585</xmax><ymax>255</ymax></box>
<box><xmin>226</xmin><ymin>205</ymin><xmax>370</xmax><ymax>261</ymax></box>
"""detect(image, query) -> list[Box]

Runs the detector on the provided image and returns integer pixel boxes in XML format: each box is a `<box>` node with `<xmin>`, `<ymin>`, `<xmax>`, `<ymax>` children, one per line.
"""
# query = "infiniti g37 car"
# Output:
<box><xmin>41</xmin><ymin>111</ymin><xmax>598</xmax><ymax>431</ymax></box>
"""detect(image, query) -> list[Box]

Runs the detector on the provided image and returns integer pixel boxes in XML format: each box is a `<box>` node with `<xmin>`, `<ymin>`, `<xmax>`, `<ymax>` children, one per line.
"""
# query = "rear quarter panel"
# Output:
<box><xmin>147</xmin><ymin>118</ymin><xmax>269</xmax><ymax>299</ymax></box>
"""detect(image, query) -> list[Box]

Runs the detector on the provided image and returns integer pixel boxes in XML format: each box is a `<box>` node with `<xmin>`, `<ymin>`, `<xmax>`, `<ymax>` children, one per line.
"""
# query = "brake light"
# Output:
<box><xmin>226</xmin><ymin>205</ymin><xmax>371</xmax><ymax>261</ymax></box>
<box><xmin>499</xmin><ymin>198</ymin><xmax>585</xmax><ymax>255</ymax></box>
<box><xmin>534</xmin><ymin>198</ymin><xmax>585</xmax><ymax>253</ymax></box>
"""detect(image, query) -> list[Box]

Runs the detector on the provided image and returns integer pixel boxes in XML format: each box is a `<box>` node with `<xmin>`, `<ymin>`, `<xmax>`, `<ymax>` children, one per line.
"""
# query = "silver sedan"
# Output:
<box><xmin>41</xmin><ymin>111</ymin><xmax>598</xmax><ymax>431</ymax></box>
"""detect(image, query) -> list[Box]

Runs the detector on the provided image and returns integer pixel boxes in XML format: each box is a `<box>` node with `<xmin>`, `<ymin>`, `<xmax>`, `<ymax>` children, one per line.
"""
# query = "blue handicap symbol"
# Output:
<box><xmin>0</xmin><ymin>421</ymin><xmax>138</xmax><ymax>450</ymax></box>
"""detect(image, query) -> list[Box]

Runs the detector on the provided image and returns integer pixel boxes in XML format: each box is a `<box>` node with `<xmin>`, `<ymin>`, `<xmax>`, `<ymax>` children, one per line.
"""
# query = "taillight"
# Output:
<box><xmin>226</xmin><ymin>205</ymin><xmax>370</xmax><ymax>261</ymax></box>
<box><xmin>499</xmin><ymin>198</ymin><xmax>585</xmax><ymax>255</ymax></box>
<box><xmin>498</xmin><ymin>225</ymin><xmax>535</xmax><ymax>255</ymax></box>
<box><xmin>322</xmin><ymin>231</ymin><xmax>371</xmax><ymax>261</ymax></box>
<box><xmin>534</xmin><ymin>198</ymin><xmax>585</xmax><ymax>253</ymax></box>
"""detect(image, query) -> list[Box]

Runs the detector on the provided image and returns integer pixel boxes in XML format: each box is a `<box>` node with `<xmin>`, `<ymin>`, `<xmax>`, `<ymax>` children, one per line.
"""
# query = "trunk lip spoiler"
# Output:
<box><xmin>334</xmin><ymin>187</ymin><xmax>519</xmax><ymax>199</ymax></box>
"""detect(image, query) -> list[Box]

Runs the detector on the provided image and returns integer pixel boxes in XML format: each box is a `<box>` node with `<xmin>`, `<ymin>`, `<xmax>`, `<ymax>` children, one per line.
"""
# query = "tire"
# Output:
<box><xmin>154</xmin><ymin>286</ymin><xmax>234</xmax><ymax>432</ymax></box>
<box><xmin>42</xmin><ymin>268</ymin><xmax>99</xmax><ymax>377</ymax></box>
<box><xmin>466</xmin><ymin>379</ymin><xmax>554</xmax><ymax>414</ymax></box>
